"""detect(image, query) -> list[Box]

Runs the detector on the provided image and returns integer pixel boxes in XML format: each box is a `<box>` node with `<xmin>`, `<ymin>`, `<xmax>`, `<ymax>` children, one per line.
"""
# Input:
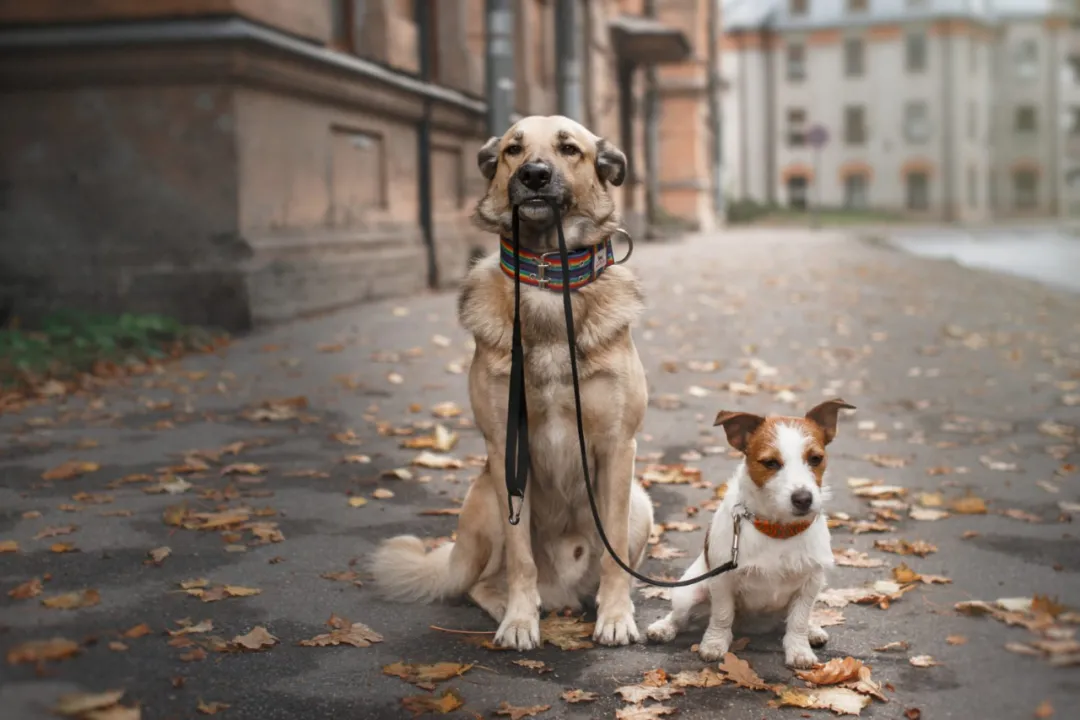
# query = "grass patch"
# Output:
<box><xmin>1</xmin><ymin>310</ymin><xmax>227</xmax><ymax>391</ymax></box>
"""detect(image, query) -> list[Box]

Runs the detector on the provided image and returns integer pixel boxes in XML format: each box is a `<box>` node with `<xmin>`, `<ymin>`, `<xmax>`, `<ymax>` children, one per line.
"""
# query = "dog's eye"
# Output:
<box><xmin>761</xmin><ymin>458</ymin><xmax>783</xmax><ymax>471</ymax></box>
<box><xmin>807</xmin><ymin>454</ymin><xmax>824</xmax><ymax>467</ymax></box>
<box><xmin>559</xmin><ymin>143</ymin><xmax>580</xmax><ymax>157</ymax></box>
<box><xmin>505</xmin><ymin>144</ymin><xmax>523</xmax><ymax>157</ymax></box>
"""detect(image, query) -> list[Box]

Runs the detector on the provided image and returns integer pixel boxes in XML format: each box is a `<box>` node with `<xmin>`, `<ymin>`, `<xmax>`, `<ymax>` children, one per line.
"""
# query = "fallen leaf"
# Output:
<box><xmin>512</xmin><ymin>659</ymin><xmax>552</xmax><ymax>674</ymax></box>
<box><xmin>197</xmin><ymin>700</ymin><xmax>230</xmax><ymax>715</ymax></box>
<box><xmin>904</xmin><ymin>709</ymin><xmax>922</xmax><ymax>720</ymax></box>
<box><xmin>54</xmin><ymin>689</ymin><xmax>126</xmax><ymax>716</ymax></box>
<box><xmin>910</xmin><ymin>507</ymin><xmax>950</xmax><ymax>521</ymax></box>
<box><xmin>6</xmin><ymin>638</ymin><xmax>81</xmax><ymax>664</ymax></box>
<box><xmin>372</xmin><ymin>488</ymin><xmax>395</xmax><ymax>500</ymax></box>
<box><xmin>660</xmin><ymin>521</ymin><xmax>700</xmax><ymax>532</ymax></box>
<box><xmin>950</xmin><ymin>494</ymin><xmax>988</xmax><ymax>515</ymax></box>
<box><xmin>561</xmin><ymin>689</ymin><xmax>599</xmax><ymax>703</ymax></box>
<box><xmin>874</xmin><ymin>539</ymin><xmax>937</xmax><ymax>557</ymax></box>
<box><xmin>401</xmin><ymin>425</ymin><xmax>458</xmax><ymax>452</ymax></box>
<box><xmin>418</xmin><ymin>507</ymin><xmax>462</xmax><ymax>516</ymax></box>
<box><xmin>348</xmin><ymin>496</ymin><xmax>368</xmax><ymax>507</ymax></box>
<box><xmin>909</xmin><ymin>655</ymin><xmax>939</xmax><ymax>667</ymax></box>
<box><xmin>34</xmin><ymin>524</ymin><xmax>77</xmax><ymax>540</ymax></box>
<box><xmin>874</xmin><ymin>640</ymin><xmax>910</xmax><ymax>652</ymax></box>
<box><xmin>772</xmin><ymin>686</ymin><xmax>872</xmax><ymax>716</ymax></box>
<box><xmin>9</xmin><ymin>577</ymin><xmax>44</xmax><ymax>600</ymax></box>
<box><xmin>640</xmin><ymin>464</ymin><xmax>701</xmax><ymax>486</ymax></box>
<box><xmin>50</xmin><ymin>542</ymin><xmax>78</xmax><ymax>553</ymax></box>
<box><xmin>795</xmin><ymin>656</ymin><xmax>864</xmax><ymax>685</ymax></box>
<box><xmin>147</xmin><ymin>546</ymin><xmax>171</xmax><ymax>565</ymax></box>
<box><xmin>648</xmin><ymin>544</ymin><xmax>686</xmax><ymax>560</ymax></box>
<box><xmin>320</xmin><ymin>570</ymin><xmax>362</xmax><ymax>585</ymax></box>
<box><xmin>833</xmin><ymin>549</ymin><xmax>884</xmax><ymax>568</ymax></box>
<box><xmin>43</xmin><ymin>461</ymin><xmax>101</xmax><ymax>481</ymax></box>
<box><xmin>865</xmin><ymin>454</ymin><xmax>908</xmax><ymax>469</ymax></box>
<box><xmin>1034</xmin><ymin>700</ymin><xmax>1055</xmax><ymax>718</ymax></box>
<box><xmin>540</xmin><ymin>614</ymin><xmax>594</xmax><ymax>650</ymax></box>
<box><xmin>1002</xmin><ymin>508</ymin><xmax>1042</xmax><ymax>523</ymax></box>
<box><xmin>400</xmin><ymin>689</ymin><xmax>464</xmax><ymax>716</ymax></box>
<box><xmin>430</xmin><ymin>401</ymin><xmax>463</xmax><ymax>418</ymax></box>
<box><xmin>108</xmin><ymin>641</ymin><xmax>128</xmax><ymax>652</ymax></box>
<box><xmin>946</xmin><ymin>634</ymin><xmax>967</xmax><ymax>645</ymax></box>
<box><xmin>168</xmin><ymin>619</ymin><xmax>214</xmax><ymax>636</ymax></box>
<box><xmin>42</xmin><ymin>588</ymin><xmax>100</xmax><ymax>610</ymax></box>
<box><xmin>614</xmin><ymin>705</ymin><xmax>677</xmax><ymax>720</ymax></box>
<box><xmin>411</xmin><ymin>451</ymin><xmax>464</xmax><ymax>469</ymax></box>
<box><xmin>892</xmin><ymin>563</ymin><xmax>922</xmax><ymax>584</ymax></box>
<box><xmin>811</xmin><ymin>607</ymin><xmax>846</xmax><ymax>627</ymax></box>
<box><xmin>0</xmin><ymin>540</ymin><xmax>18</xmax><ymax>553</ymax></box>
<box><xmin>670</xmin><ymin>667</ymin><xmax>725</xmax><ymax>688</ymax></box>
<box><xmin>716</xmin><ymin>652</ymin><xmax>772</xmax><ymax>691</ymax></box>
<box><xmin>298</xmin><ymin>614</ymin><xmax>383</xmax><ymax>648</ymax></box>
<box><xmin>231</xmin><ymin>626</ymin><xmax>278</xmax><ymax>651</ymax></box>
<box><xmin>613</xmin><ymin>683</ymin><xmax>683</xmax><ymax>704</ymax></box>
<box><xmin>494</xmin><ymin>702</ymin><xmax>551</xmax><ymax>719</ymax></box>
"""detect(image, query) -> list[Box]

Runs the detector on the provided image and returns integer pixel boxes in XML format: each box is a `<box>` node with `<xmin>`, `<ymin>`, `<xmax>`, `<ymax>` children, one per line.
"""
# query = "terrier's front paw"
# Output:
<box><xmin>697</xmin><ymin>629</ymin><xmax>732</xmax><ymax>662</ymax></box>
<box><xmin>594</xmin><ymin>604</ymin><xmax>640</xmax><ymax>646</ymax></box>
<box><xmin>808</xmin><ymin>625</ymin><xmax>829</xmax><ymax>648</ymax></box>
<box><xmin>495</xmin><ymin>612</ymin><xmax>540</xmax><ymax>651</ymax></box>
<box><xmin>645</xmin><ymin>617</ymin><xmax>678</xmax><ymax>644</ymax></box>
<box><xmin>784</xmin><ymin>640</ymin><xmax>818</xmax><ymax>669</ymax></box>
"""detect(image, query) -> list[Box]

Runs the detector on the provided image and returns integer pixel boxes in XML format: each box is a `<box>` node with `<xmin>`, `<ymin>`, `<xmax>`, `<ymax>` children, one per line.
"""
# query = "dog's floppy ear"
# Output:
<box><xmin>477</xmin><ymin>136</ymin><xmax>500</xmax><ymax>181</ymax></box>
<box><xmin>595</xmin><ymin>138</ymin><xmax>627</xmax><ymax>187</ymax></box>
<box><xmin>713</xmin><ymin>410</ymin><xmax>766</xmax><ymax>453</ymax></box>
<box><xmin>805</xmin><ymin>398</ymin><xmax>856</xmax><ymax>445</ymax></box>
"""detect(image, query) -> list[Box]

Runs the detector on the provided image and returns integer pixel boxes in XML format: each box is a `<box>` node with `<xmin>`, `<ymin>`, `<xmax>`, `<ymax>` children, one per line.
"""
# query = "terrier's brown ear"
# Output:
<box><xmin>477</xmin><ymin>136</ymin><xmax>500</xmax><ymax>180</ymax></box>
<box><xmin>805</xmin><ymin>398</ymin><xmax>856</xmax><ymax>445</ymax></box>
<box><xmin>713</xmin><ymin>410</ymin><xmax>766</xmax><ymax>453</ymax></box>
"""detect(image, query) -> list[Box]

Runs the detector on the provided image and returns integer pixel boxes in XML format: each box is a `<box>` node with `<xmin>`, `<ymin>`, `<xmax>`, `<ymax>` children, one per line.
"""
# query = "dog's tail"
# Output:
<box><xmin>368</xmin><ymin>535</ymin><xmax>488</xmax><ymax>604</ymax></box>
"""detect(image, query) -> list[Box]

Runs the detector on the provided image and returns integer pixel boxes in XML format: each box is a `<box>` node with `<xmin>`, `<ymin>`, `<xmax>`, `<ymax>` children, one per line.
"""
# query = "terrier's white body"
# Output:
<box><xmin>646</xmin><ymin>400</ymin><xmax>854</xmax><ymax>668</ymax></box>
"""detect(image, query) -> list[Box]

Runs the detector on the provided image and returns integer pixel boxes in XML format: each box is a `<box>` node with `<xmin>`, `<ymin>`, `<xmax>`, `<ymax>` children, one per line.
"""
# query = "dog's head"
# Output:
<box><xmin>713</xmin><ymin>398</ymin><xmax>856</xmax><ymax>522</ymax></box>
<box><xmin>471</xmin><ymin>115</ymin><xmax>626</xmax><ymax>250</ymax></box>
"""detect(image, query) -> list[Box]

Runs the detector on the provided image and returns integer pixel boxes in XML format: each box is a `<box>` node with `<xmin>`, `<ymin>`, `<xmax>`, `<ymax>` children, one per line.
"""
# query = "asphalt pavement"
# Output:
<box><xmin>2</xmin><ymin>227</ymin><xmax>1079</xmax><ymax>720</ymax></box>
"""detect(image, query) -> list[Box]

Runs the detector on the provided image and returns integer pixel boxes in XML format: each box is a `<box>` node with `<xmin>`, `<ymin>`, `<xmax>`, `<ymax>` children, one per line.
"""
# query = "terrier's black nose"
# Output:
<box><xmin>518</xmin><ymin>162</ymin><xmax>552</xmax><ymax>190</ymax></box>
<box><xmin>791</xmin><ymin>489</ymin><xmax>813</xmax><ymax>514</ymax></box>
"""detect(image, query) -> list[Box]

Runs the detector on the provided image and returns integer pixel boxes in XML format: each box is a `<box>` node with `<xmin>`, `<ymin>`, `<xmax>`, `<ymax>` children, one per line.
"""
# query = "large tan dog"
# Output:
<box><xmin>369</xmin><ymin>116</ymin><xmax>655</xmax><ymax>650</ymax></box>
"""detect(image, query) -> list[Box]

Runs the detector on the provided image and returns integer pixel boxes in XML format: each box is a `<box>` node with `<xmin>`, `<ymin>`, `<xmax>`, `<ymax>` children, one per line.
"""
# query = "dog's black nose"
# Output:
<box><xmin>518</xmin><ymin>162</ymin><xmax>552</xmax><ymax>190</ymax></box>
<box><xmin>791</xmin><ymin>489</ymin><xmax>813</xmax><ymax>513</ymax></box>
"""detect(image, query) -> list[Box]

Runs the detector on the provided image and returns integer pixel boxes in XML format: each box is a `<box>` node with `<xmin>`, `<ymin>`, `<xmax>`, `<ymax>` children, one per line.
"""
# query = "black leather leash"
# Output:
<box><xmin>503</xmin><ymin>201</ymin><xmax>740</xmax><ymax>588</ymax></box>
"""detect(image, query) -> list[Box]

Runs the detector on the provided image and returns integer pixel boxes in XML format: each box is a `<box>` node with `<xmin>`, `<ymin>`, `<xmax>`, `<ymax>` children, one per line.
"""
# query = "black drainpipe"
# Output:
<box><xmin>416</xmin><ymin>0</ymin><xmax>437</xmax><ymax>288</ymax></box>
<box><xmin>941</xmin><ymin>26</ymin><xmax>954</xmax><ymax>221</ymax></box>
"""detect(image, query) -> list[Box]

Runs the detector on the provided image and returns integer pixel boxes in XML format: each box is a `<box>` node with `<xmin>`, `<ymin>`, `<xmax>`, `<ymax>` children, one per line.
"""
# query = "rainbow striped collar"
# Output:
<box><xmin>499</xmin><ymin>237</ymin><xmax>615</xmax><ymax>291</ymax></box>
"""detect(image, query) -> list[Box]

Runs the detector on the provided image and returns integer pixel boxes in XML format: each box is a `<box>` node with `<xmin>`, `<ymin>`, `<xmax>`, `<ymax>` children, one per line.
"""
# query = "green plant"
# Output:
<box><xmin>0</xmin><ymin>310</ymin><xmax>226</xmax><ymax>389</ymax></box>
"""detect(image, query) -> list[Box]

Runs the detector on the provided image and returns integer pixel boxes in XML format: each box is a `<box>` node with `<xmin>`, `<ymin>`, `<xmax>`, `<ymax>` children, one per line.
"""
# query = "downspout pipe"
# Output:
<box><xmin>555</xmin><ymin>0</ymin><xmax>581</xmax><ymax>120</ymax></box>
<box><xmin>416</xmin><ymin>0</ymin><xmax>437</xmax><ymax>288</ymax></box>
<box><xmin>485</xmin><ymin>0</ymin><xmax>515</xmax><ymax>137</ymax></box>
<box><xmin>707</xmin><ymin>0</ymin><xmax>723</xmax><ymax>219</ymax></box>
<box><xmin>643</xmin><ymin>0</ymin><xmax>660</xmax><ymax>235</ymax></box>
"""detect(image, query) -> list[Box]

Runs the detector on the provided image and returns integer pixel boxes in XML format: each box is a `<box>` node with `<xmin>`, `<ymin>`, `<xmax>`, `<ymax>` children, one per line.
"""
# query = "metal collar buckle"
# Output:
<box><xmin>536</xmin><ymin>250</ymin><xmax>562</xmax><ymax>289</ymax></box>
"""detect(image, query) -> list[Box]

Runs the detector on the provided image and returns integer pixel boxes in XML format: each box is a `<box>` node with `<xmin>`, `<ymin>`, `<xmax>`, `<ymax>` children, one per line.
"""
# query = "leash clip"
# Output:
<box><xmin>508</xmin><ymin>494</ymin><xmax>524</xmax><ymax>526</ymax></box>
<box><xmin>611</xmin><ymin>228</ymin><xmax>634</xmax><ymax>265</ymax></box>
<box><xmin>729</xmin><ymin>503</ymin><xmax>754</xmax><ymax>567</ymax></box>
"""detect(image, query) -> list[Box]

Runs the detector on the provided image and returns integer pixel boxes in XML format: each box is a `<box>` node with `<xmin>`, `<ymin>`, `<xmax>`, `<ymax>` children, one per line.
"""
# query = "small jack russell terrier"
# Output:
<box><xmin>646</xmin><ymin>398</ymin><xmax>855</xmax><ymax>669</ymax></box>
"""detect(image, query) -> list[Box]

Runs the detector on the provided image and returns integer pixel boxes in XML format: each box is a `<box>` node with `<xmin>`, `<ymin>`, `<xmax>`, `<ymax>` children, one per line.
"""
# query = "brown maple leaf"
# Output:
<box><xmin>230</xmin><ymin>626</ymin><xmax>278</xmax><ymax>651</ymax></box>
<box><xmin>717</xmin><ymin>652</ymin><xmax>773</xmax><ymax>691</ymax></box>
<box><xmin>42</xmin><ymin>461</ymin><xmax>101</xmax><ymax>481</ymax></box>
<box><xmin>297</xmin><ymin>614</ymin><xmax>383</xmax><ymax>648</ymax></box>
<box><xmin>8</xmin><ymin>577</ymin><xmax>44</xmax><ymax>600</ymax></box>
<box><xmin>614</xmin><ymin>705</ymin><xmax>677</xmax><ymax>720</ymax></box>
<box><xmin>42</xmin><ymin>588</ymin><xmax>100</xmax><ymax>610</ymax></box>
<box><xmin>400</xmin><ymin>688</ymin><xmax>464</xmax><ymax>716</ymax></box>
<box><xmin>539</xmin><ymin>614</ymin><xmax>594</xmax><ymax>650</ymax></box>
<box><xmin>561</xmin><ymin>689</ymin><xmax>599</xmax><ymax>703</ymax></box>
<box><xmin>6</xmin><ymin>638</ymin><xmax>81</xmax><ymax>664</ymax></box>
<box><xmin>383</xmin><ymin>661</ymin><xmax>473</xmax><ymax>690</ymax></box>
<box><xmin>795</xmin><ymin>656</ymin><xmax>864</xmax><ymax>686</ymax></box>
<box><xmin>494</xmin><ymin>702</ymin><xmax>551</xmax><ymax>719</ymax></box>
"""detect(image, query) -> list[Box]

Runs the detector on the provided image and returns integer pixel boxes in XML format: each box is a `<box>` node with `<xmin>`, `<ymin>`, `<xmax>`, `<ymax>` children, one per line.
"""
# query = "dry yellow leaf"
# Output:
<box><xmin>6</xmin><ymin>638</ymin><xmax>81</xmax><ymax>664</ymax></box>
<box><xmin>348</xmin><ymin>496</ymin><xmax>368</xmax><ymax>508</ymax></box>
<box><xmin>43</xmin><ymin>460</ymin><xmax>101</xmax><ymax>481</ymax></box>
<box><xmin>795</xmin><ymin>656</ymin><xmax>864</xmax><ymax>686</ymax></box>
<box><xmin>42</xmin><ymin>589</ymin><xmax>101</xmax><ymax>610</ymax></box>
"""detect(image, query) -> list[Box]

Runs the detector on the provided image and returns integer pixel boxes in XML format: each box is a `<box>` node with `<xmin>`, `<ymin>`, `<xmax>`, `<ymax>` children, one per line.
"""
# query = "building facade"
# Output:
<box><xmin>0</xmin><ymin>0</ymin><xmax>721</xmax><ymax>332</ymax></box>
<box><xmin>722</xmin><ymin>0</ymin><xmax>1080</xmax><ymax>221</ymax></box>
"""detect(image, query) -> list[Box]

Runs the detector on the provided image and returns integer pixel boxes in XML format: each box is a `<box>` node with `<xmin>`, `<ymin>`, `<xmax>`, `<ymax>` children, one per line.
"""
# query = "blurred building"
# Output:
<box><xmin>722</xmin><ymin>0</ymin><xmax>1080</xmax><ymax>221</ymax></box>
<box><xmin>0</xmin><ymin>0</ymin><xmax>722</xmax><ymax>331</ymax></box>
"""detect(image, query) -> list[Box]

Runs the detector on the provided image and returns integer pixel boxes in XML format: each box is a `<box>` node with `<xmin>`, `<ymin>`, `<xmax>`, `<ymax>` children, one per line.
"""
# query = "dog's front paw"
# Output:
<box><xmin>594</xmin><ymin>604</ymin><xmax>640</xmax><ymax>646</ymax></box>
<box><xmin>808</xmin><ymin>625</ymin><xmax>829</xmax><ymax>648</ymax></box>
<box><xmin>697</xmin><ymin>629</ymin><xmax>732</xmax><ymax>662</ymax></box>
<box><xmin>645</xmin><ymin>616</ymin><xmax>678</xmax><ymax>644</ymax></box>
<box><xmin>784</xmin><ymin>639</ymin><xmax>818</xmax><ymax>669</ymax></box>
<box><xmin>495</xmin><ymin>612</ymin><xmax>540</xmax><ymax>651</ymax></box>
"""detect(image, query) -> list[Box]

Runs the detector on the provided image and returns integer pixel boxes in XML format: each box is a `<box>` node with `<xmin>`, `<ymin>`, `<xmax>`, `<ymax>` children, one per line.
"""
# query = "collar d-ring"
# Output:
<box><xmin>611</xmin><ymin>228</ymin><xmax>634</xmax><ymax>265</ymax></box>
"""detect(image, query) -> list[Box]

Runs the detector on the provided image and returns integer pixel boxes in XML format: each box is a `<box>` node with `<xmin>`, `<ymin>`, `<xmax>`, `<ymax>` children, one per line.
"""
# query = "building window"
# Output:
<box><xmin>1014</xmin><ymin>171</ymin><xmax>1038</xmax><ymax>209</ymax></box>
<box><xmin>1015</xmin><ymin>106</ymin><xmax>1037</xmax><ymax>133</ymax></box>
<box><xmin>1069</xmin><ymin>57</ymin><xmax>1080</xmax><ymax>84</ymax></box>
<box><xmin>787</xmin><ymin>43</ymin><xmax>807</xmax><ymax>82</ymax></box>
<box><xmin>787</xmin><ymin>177</ymin><xmax>810</xmax><ymax>210</ymax></box>
<box><xmin>903</xmin><ymin>101</ymin><xmax>929</xmax><ymax>143</ymax></box>
<box><xmin>907</xmin><ymin>172</ymin><xmax>930</xmax><ymax>211</ymax></box>
<box><xmin>844</xmin><ymin>174</ymin><xmax>869</xmax><ymax>208</ymax></box>
<box><xmin>787</xmin><ymin>108</ymin><xmax>808</xmax><ymax>147</ymax></box>
<box><xmin>1014</xmin><ymin>39</ymin><xmax>1038</xmax><ymax>79</ymax></box>
<box><xmin>968</xmin><ymin>165</ymin><xmax>978</xmax><ymax>208</ymax></box>
<box><xmin>844</xmin><ymin>37</ymin><xmax>865</xmax><ymax>77</ymax></box>
<box><xmin>847</xmin><ymin>0</ymin><xmax>869</xmax><ymax>12</ymax></box>
<box><xmin>790</xmin><ymin>0</ymin><xmax>809</xmax><ymax>16</ymax></box>
<box><xmin>845</xmin><ymin>106</ymin><xmax>867</xmax><ymax>145</ymax></box>
<box><xmin>905</xmin><ymin>32</ymin><xmax>927</xmax><ymax>73</ymax></box>
<box><xmin>330</xmin><ymin>0</ymin><xmax>367</xmax><ymax>53</ymax></box>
